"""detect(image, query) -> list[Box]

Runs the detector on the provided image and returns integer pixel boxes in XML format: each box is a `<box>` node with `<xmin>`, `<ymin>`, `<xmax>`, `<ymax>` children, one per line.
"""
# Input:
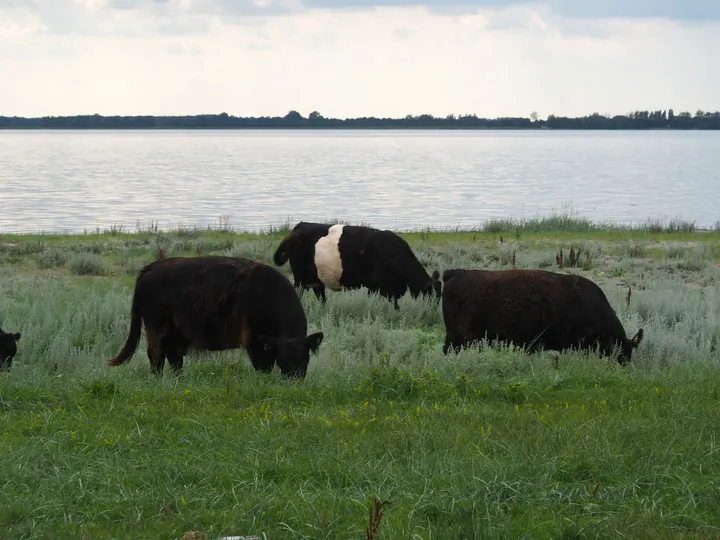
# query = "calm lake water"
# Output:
<box><xmin>1</xmin><ymin>130</ymin><xmax>718</xmax><ymax>233</ymax></box>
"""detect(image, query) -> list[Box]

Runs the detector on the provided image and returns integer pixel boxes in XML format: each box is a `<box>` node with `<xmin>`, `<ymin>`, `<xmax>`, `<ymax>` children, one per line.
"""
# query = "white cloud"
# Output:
<box><xmin>0</xmin><ymin>2</ymin><xmax>718</xmax><ymax>118</ymax></box>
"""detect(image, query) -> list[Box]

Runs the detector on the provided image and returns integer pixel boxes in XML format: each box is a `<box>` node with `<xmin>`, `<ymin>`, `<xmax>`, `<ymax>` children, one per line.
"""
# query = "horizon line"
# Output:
<box><xmin>2</xmin><ymin>109</ymin><xmax>719</xmax><ymax>130</ymax></box>
<box><xmin>1</xmin><ymin>108</ymin><xmax>719</xmax><ymax>121</ymax></box>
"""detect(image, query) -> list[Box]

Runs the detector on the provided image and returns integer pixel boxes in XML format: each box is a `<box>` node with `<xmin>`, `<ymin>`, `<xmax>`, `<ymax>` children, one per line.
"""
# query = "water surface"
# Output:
<box><xmin>1</xmin><ymin>130</ymin><xmax>717</xmax><ymax>233</ymax></box>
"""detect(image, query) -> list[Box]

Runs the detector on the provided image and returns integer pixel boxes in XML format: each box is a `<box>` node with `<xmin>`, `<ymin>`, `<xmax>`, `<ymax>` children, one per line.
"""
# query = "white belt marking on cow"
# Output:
<box><xmin>314</xmin><ymin>224</ymin><xmax>344</xmax><ymax>291</ymax></box>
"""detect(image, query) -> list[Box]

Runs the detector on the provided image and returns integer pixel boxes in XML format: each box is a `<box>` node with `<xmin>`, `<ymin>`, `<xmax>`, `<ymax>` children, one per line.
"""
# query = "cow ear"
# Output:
<box><xmin>13</xmin><ymin>333</ymin><xmax>21</xmax><ymax>342</ymax></box>
<box><xmin>257</xmin><ymin>335</ymin><xmax>278</xmax><ymax>354</ymax></box>
<box><xmin>630</xmin><ymin>329</ymin><xmax>644</xmax><ymax>347</ymax></box>
<box><xmin>306</xmin><ymin>332</ymin><xmax>324</xmax><ymax>353</ymax></box>
<box><xmin>432</xmin><ymin>270</ymin><xmax>440</xmax><ymax>280</ymax></box>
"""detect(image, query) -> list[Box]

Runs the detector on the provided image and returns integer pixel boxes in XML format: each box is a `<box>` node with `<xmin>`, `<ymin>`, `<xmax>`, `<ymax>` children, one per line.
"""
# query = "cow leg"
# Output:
<box><xmin>443</xmin><ymin>334</ymin><xmax>461</xmax><ymax>355</ymax></box>
<box><xmin>146</xmin><ymin>331</ymin><xmax>166</xmax><ymax>376</ymax></box>
<box><xmin>380</xmin><ymin>292</ymin><xmax>400</xmax><ymax>310</ymax></box>
<box><xmin>313</xmin><ymin>285</ymin><xmax>327</xmax><ymax>304</ymax></box>
<box><xmin>164</xmin><ymin>339</ymin><xmax>185</xmax><ymax>375</ymax></box>
<box><xmin>442</xmin><ymin>335</ymin><xmax>451</xmax><ymax>355</ymax></box>
<box><xmin>442</xmin><ymin>325</ymin><xmax>467</xmax><ymax>355</ymax></box>
<box><xmin>295</xmin><ymin>281</ymin><xmax>312</xmax><ymax>299</ymax></box>
<box><xmin>375</xmin><ymin>285</ymin><xmax>401</xmax><ymax>310</ymax></box>
<box><xmin>365</xmin><ymin>285</ymin><xmax>383</xmax><ymax>302</ymax></box>
<box><xmin>162</xmin><ymin>328</ymin><xmax>189</xmax><ymax>375</ymax></box>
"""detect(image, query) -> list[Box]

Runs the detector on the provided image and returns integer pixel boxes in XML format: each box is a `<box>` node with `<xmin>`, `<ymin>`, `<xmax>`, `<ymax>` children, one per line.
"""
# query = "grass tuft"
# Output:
<box><xmin>67</xmin><ymin>252</ymin><xmax>105</xmax><ymax>276</ymax></box>
<box><xmin>34</xmin><ymin>249</ymin><xmax>67</xmax><ymax>269</ymax></box>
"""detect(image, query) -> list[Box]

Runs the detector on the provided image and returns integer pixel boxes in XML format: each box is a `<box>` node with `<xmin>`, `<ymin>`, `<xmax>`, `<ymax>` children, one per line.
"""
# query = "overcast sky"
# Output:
<box><xmin>1</xmin><ymin>0</ymin><xmax>717</xmax><ymax>118</ymax></box>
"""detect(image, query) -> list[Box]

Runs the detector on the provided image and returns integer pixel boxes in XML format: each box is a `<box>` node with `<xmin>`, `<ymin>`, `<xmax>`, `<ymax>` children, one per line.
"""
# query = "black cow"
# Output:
<box><xmin>0</xmin><ymin>327</ymin><xmax>21</xmax><ymax>372</ymax></box>
<box><xmin>106</xmin><ymin>256</ymin><xmax>324</xmax><ymax>379</ymax></box>
<box><xmin>441</xmin><ymin>268</ymin><xmax>644</xmax><ymax>364</ymax></box>
<box><xmin>273</xmin><ymin>221</ymin><xmax>442</xmax><ymax>309</ymax></box>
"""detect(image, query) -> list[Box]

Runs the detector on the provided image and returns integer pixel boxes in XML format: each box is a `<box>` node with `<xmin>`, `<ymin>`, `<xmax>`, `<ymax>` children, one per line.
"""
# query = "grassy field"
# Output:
<box><xmin>1</xmin><ymin>216</ymin><xmax>720</xmax><ymax>539</ymax></box>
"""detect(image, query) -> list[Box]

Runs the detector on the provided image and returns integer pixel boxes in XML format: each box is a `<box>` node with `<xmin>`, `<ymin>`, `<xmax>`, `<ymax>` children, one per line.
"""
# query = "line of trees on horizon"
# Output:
<box><xmin>1</xmin><ymin>109</ymin><xmax>719</xmax><ymax>130</ymax></box>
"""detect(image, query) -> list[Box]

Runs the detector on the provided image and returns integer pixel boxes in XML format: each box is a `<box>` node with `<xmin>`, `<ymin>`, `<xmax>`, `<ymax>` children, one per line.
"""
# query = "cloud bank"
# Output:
<box><xmin>3</xmin><ymin>0</ymin><xmax>719</xmax><ymax>35</ymax></box>
<box><xmin>0</xmin><ymin>0</ymin><xmax>717</xmax><ymax>118</ymax></box>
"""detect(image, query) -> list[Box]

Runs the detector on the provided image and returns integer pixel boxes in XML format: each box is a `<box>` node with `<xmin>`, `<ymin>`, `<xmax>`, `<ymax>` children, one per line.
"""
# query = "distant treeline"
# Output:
<box><xmin>1</xmin><ymin>109</ymin><xmax>720</xmax><ymax>130</ymax></box>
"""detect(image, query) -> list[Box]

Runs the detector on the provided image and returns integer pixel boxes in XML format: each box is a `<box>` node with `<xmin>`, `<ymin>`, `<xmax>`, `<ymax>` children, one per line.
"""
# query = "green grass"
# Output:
<box><xmin>1</xmin><ymin>216</ymin><xmax>720</xmax><ymax>539</ymax></box>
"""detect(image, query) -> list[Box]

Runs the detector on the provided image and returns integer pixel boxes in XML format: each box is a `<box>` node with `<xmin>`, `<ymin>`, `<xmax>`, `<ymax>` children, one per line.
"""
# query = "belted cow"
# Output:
<box><xmin>273</xmin><ymin>221</ymin><xmax>442</xmax><ymax>308</ymax></box>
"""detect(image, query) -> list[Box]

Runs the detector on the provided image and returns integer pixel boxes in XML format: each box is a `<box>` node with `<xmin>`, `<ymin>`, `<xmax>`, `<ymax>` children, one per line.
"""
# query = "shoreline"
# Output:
<box><xmin>1</xmin><ymin>214</ymin><xmax>717</xmax><ymax>240</ymax></box>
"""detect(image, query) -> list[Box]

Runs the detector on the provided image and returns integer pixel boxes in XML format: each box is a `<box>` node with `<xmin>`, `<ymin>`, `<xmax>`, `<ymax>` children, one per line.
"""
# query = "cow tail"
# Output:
<box><xmin>273</xmin><ymin>234</ymin><xmax>294</xmax><ymax>266</ymax></box>
<box><xmin>106</xmin><ymin>292</ymin><xmax>142</xmax><ymax>367</ymax></box>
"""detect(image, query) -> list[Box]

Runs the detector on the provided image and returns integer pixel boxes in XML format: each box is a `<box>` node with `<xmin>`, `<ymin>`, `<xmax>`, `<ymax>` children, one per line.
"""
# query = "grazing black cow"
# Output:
<box><xmin>273</xmin><ymin>221</ymin><xmax>442</xmax><ymax>309</ymax></box>
<box><xmin>106</xmin><ymin>256</ymin><xmax>324</xmax><ymax>379</ymax></box>
<box><xmin>441</xmin><ymin>268</ymin><xmax>644</xmax><ymax>364</ymax></box>
<box><xmin>0</xmin><ymin>327</ymin><xmax>21</xmax><ymax>372</ymax></box>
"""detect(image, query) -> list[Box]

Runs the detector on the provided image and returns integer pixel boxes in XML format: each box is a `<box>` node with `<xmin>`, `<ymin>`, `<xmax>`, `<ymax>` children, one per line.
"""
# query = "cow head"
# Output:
<box><xmin>422</xmin><ymin>270</ymin><xmax>443</xmax><ymax>299</ymax></box>
<box><xmin>620</xmin><ymin>328</ymin><xmax>644</xmax><ymax>364</ymax></box>
<box><xmin>256</xmin><ymin>331</ymin><xmax>324</xmax><ymax>379</ymax></box>
<box><xmin>0</xmin><ymin>329</ymin><xmax>21</xmax><ymax>372</ymax></box>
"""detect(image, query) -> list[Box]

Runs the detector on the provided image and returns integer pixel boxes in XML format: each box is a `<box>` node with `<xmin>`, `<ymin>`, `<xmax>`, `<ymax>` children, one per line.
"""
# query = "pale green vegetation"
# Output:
<box><xmin>1</xmin><ymin>215</ymin><xmax>719</xmax><ymax>539</ymax></box>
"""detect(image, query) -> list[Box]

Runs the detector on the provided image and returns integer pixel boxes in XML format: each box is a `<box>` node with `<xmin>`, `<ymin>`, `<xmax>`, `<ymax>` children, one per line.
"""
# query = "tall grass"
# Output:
<box><xmin>1</xmin><ymin>256</ymin><xmax>717</xmax><ymax>377</ymax></box>
<box><xmin>4</xmin><ymin>209</ymin><xmax>718</xmax><ymax>240</ymax></box>
<box><xmin>67</xmin><ymin>252</ymin><xmax>105</xmax><ymax>276</ymax></box>
<box><xmin>0</xmin><ymin>231</ymin><xmax>719</xmax><ymax>538</ymax></box>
